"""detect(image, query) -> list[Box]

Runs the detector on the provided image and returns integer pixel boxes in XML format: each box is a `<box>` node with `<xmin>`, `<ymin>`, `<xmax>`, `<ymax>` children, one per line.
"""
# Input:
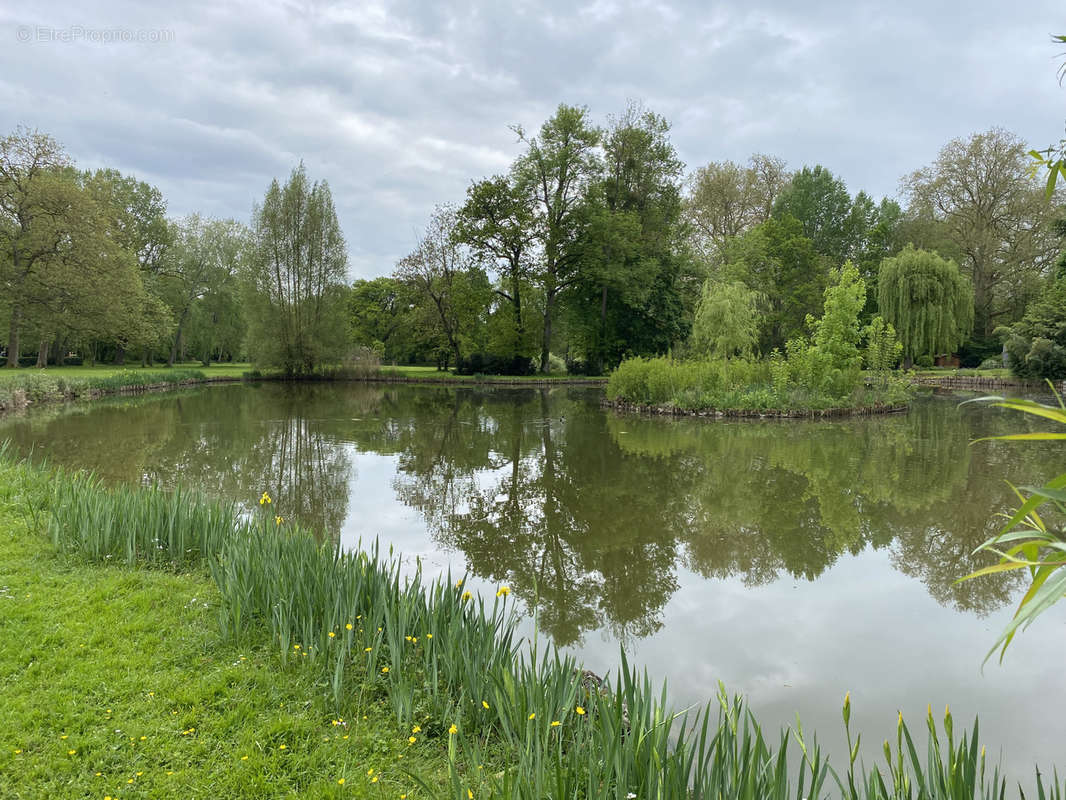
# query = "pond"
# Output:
<box><xmin>3</xmin><ymin>381</ymin><xmax>1065</xmax><ymax>779</ymax></box>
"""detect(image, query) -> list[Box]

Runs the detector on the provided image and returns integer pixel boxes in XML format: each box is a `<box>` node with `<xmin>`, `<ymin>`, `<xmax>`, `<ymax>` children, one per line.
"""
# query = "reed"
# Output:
<box><xmin>8</xmin><ymin>450</ymin><xmax>1062</xmax><ymax>799</ymax></box>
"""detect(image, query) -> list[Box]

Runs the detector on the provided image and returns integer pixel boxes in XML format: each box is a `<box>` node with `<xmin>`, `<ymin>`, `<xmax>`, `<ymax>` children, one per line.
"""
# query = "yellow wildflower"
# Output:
<box><xmin>448</xmin><ymin>724</ymin><xmax>458</xmax><ymax>735</ymax></box>
<box><xmin>528</xmin><ymin>712</ymin><xmax>535</xmax><ymax>720</ymax></box>
<box><xmin>259</xmin><ymin>491</ymin><xmax>272</xmax><ymax>505</ymax></box>
<box><xmin>338</xmin><ymin>778</ymin><xmax>345</xmax><ymax>785</ymax></box>
<box><xmin>372</xmin><ymin>776</ymin><xmax>379</xmax><ymax>784</ymax></box>
<box><xmin>328</xmin><ymin>631</ymin><xmax>336</xmax><ymax>638</ymax></box>
<box><xmin>576</xmin><ymin>706</ymin><xmax>586</xmax><ymax>715</ymax></box>
<box><xmin>411</xmin><ymin>725</ymin><xmax>421</xmax><ymax>733</ymax></box>
<box><xmin>346</xmin><ymin>623</ymin><xmax>353</xmax><ymax>630</ymax></box>
<box><xmin>496</xmin><ymin>586</ymin><xmax>510</xmax><ymax>597</ymax></box>
<box><xmin>382</xmin><ymin>666</ymin><xmax>390</xmax><ymax>673</ymax></box>
<box><xmin>461</xmin><ymin>591</ymin><xmax>472</xmax><ymax>601</ymax></box>
<box><xmin>279</xmin><ymin>744</ymin><xmax>287</xmax><ymax>750</ymax></box>
<box><xmin>408</xmin><ymin>736</ymin><xmax>417</xmax><ymax>744</ymax></box>
<box><xmin>551</xmin><ymin>720</ymin><xmax>561</xmax><ymax>727</ymax></box>
<box><xmin>275</xmin><ymin>515</ymin><xmax>283</xmax><ymax>525</ymax></box>
<box><xmin>482</xmin><ymin>700</ymin><xmax>490</xmax><ymax>709</ymax></box>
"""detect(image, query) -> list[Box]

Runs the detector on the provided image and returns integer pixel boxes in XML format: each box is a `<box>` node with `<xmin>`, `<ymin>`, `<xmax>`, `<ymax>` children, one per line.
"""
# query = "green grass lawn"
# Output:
<box><xmin>0</xmin><ymin>505</ymin><xmax>450</xmax><ymax>798</ymax></box>
<box><xmin>0</xmin><ymin>362</ymin><xmax>252</xmax><ymax>383</ymax></box>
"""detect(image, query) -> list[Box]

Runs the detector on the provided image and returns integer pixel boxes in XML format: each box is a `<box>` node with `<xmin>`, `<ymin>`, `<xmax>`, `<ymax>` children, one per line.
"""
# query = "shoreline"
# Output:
<box><xmin>602</xmin><ymin>397</ymin><xmax>910</xmax><ymax>419</ymax></box>
<box><xmin>0</xmin><ymin>370</ymin><xmax>608</xmax><ymax>417</ymax></box>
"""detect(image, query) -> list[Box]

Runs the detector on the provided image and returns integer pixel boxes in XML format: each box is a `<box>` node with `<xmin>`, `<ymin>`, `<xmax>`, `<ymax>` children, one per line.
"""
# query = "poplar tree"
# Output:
<box><xmin>244</xmin><ymin>163</ymin><xmax>348</xmax><ymax>375</ymax></box>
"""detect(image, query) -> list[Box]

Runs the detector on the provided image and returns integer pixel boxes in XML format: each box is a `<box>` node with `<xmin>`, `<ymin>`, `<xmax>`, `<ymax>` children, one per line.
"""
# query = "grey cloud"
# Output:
<box><xmin>2</xmin><ymin>0</ymin><xmax>1063</xmax><ymax>279</ymax></box>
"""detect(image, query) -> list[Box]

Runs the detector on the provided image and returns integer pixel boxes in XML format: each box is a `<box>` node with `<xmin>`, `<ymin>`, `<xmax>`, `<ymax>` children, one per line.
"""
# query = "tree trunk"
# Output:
<box><xmin>114</xmin><ymin>345</ymin><xmax>126</xmax><ymax>366</ymax></box>
<box><xmin>5</xmin><ymin>305</ymin><xmax>21</xmax><ymax>367</ymax></box>
<box><xmin>540</xmin><ymin>292</ymin><xmax>554</xmax><ymax>373</ymax></box>
<box><xmin>36</xmin><ymin>336</ymin><xmax>49</xmax><ymax>368</ymax></box>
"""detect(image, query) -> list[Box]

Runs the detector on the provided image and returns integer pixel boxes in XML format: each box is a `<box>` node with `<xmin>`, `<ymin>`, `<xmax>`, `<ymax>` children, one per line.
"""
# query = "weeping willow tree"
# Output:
<box><xmin>690</xmin><ymin>279</ymin><xmax>762</xmax><ymax>359</ymax></box>
<box><xmin>877</xmin><ymin>245</ymin><xmax>973</xmax><ymax>365</ymax></box>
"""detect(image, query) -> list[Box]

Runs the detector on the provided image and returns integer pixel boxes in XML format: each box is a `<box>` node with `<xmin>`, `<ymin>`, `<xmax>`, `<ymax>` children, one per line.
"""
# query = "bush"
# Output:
<box><xmin>978</xmin><ymin>357</ymin><xmax>1002</xmax><ymax>371</ymax></box>
<box><xmin>546</xmin><ymin>352</ymin><xmax>567</xmax><ymax>375</ymax></box>
<box><xmin>916</xmin><ymin>355</ymin><xmax>935</xmax><ymax>369</ymax></box>
<box><xmin>456</xmin><ymin>352</ymin><xmax>535</xmax><ymax>376</ymax></box>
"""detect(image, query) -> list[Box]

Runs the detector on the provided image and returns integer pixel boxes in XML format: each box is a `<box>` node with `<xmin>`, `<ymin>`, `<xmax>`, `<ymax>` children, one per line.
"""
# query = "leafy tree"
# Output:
<box><xmin>685</xmin><ymin>154</ymin><xmax>789</xmax><ymax>259</ymax></box>
<box><xmin>808</xmin><ymin>260</ymin><xmax>866</xmax><ymax>374</ymax></box>
<box><xmin>395</xmin><ymin>204</ymin><xmax>490</xmax><ymax>370</ymax></box>
<box><xmin>904</xmin><ymin>128</ymin><xmax>1061</xmax><ymax>338</ymax></box>
<box><xmin>1</xmin><ymin>129</ymin><xmax>157</xmax><ymax>367</ymax></box>
<box><xmin>455</xmin><ymin>175</ymin><xmax>537</xmax><ymax>365</ymax></box>
<box><xmin>161</xmin><ymin>215</ymin><xmax>248</xmax><ymax>366</ymax></box>
<box><xmin>863</xmin><ymin>316</ymin><xmax>902</xmax><ymax>373</ymax></box>
<box><xmin>243</xmin><ymin>163</ymin><xmax>348</xmax><ymax>375</ymax></box>
<box><xmin>716</xmin><ymin>214</ymin><xmax>825</xmax><ymax>352</ymax></box>
<box><xmin>847</xmin><ymin>193</ymin><xmax>904</xmax><ymax>313</ymax></box>
<box><xmin>513</xmin><ymin>104</ymin><xmax>601</xmax><ymax>372</ymax></box>
<box><xmin>998</xmin><ymin>276</ymin><xmax>1066</xmax><ymax>379</ymax></box>
<box><xmin>348</xmin><ymin>276</ymin><xmax>421</xmax><ymax>363</ymax></box>
<box><xmin>772</xmin><ymin>165</ymin><xmax>856</xmax><ymax>266</ymax></box>
<box><xmin>691</xmin><ymin>279</ymin><xmax>761</xmax><ymax>359</ymax></box>
<box><xmin>877</xmin><ymin>245</ymin><xmax>974</xmax><ymax>366</ymax></box>
<box><xmin>568</xmin><ymin>103</ymin><xmax>687</xmax><ymax>371</ymax></box>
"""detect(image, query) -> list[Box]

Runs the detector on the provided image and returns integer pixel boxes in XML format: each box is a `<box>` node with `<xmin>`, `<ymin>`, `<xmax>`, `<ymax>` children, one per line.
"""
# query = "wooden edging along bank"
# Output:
<box><xmin>910</xmin><ymin>375</ymin><xmax>1066</xmax><ymax>393</ymax></box>
<box><xmin>602</xmin><ymin>398</ymin><xmax>910</xmax><ymax>419</ymax></box>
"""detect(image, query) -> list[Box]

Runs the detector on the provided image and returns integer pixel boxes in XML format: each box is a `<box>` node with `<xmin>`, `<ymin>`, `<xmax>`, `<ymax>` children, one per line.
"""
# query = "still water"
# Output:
<box><xmin>3</xmin><ymin>382</ymin><xmax>1064</xmax><ymax>778</ymax></box>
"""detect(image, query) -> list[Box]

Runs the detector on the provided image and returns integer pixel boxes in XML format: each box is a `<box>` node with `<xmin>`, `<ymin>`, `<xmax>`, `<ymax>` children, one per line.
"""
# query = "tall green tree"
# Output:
<box><xmin>772</xmin><ymin>164</ymin><xmax>857</xmax><ymax>267</ymax></box>
<box><xmin>877</xmin><ymin>245</ymin><xmax>974</xmax><ymax>366</ymax></box>
<box><xmin>243</xmin><ymin>163</ymin><xmax>348</xmax><ymax>375</ymax></box>
<box><xmin>904</xmin><ymin>128</ymin><xmax>1061</xmax><ymax>338</ymax></box>
<box><xmin>454</xmin><ymin>175</ymin><xmax>537</xmax><ymax>365</ymax></box>
<box><xmin>81</xmin><ymin>167</ymin><xmax>172</xmax><ymax>364</ymax></box>
<box><xmin>716</xmin><ymin>214</ymin><xmax>825</xmax><ymax>353</ymax></box>
<box><xmin>569</xmin><ymin>103</ymin><xmax>687</xmax><ymax>371</ymax></box>
<box><xmin>162</xmin><ymin>215</ymin><xmax>248</xmax><ymax>366</ymax></box>
<box><xmin>1</xmin><ymin>129</ymin><xmax>155</xmax><ymax>367</ymax></box>
<box><xmin>513</xmin><ymin>104</ymin><xmax>601</xmax><ymax>372</ymax></box>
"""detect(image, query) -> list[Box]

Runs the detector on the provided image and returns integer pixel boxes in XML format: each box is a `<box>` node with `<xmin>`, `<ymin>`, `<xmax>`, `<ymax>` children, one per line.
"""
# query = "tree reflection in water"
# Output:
<box><xmin>3</xmin><ymin>383</ymin><xmax>1056</xmax><ymax>644</ymax></box>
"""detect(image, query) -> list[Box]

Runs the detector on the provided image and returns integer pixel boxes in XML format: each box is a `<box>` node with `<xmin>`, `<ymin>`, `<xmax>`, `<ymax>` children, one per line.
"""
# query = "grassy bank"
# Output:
<box><xmin>0</xmin><ymin>464</ymin><xmax>453</xmax><ymax>798</ymax></box>
<box><xmin>0</xmin><ymin>363</ymin><xmax>605</xmax><ymax>415</ymax></box>
<box><xmin>3</xmin><ymin>452</ymin><xmax>1064</xmax><ymax>798</ymax></box>
<box><xmin>0</xmin><ymin>364</ymin><xmax>251</xmax><ymax>414</ymax></box>
<box><xmin>607</xmin><ymin>356</ymin><xmax>913</xmax><ymax>415</ymax></box>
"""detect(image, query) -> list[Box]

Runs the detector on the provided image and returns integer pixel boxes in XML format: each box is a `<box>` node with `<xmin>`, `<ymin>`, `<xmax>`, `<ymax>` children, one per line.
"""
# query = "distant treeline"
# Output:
<box><xmin>4</xmin><ymin>107</ymin><xmax>1066</xmax><ymax>378</ymax></box>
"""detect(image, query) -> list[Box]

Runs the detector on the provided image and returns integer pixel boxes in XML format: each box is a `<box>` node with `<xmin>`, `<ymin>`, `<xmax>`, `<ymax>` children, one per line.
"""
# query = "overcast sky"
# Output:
<box><xmin>3</xmin><ymin>1</ymin><xmax>1064</xmax><ymax>279</ymax></box>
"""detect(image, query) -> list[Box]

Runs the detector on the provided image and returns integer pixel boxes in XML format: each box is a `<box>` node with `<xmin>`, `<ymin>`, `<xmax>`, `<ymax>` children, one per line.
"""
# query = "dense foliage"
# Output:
<box><xmin>609</xmin><ymin>263</ymin><xmax>912</xmax><ymax>412</ymax></box>
<box><xmin>3</xmin><ymin>110</ymin><xmax>1064</xmax><ymax>377</ymax></box>
<box><xmin>998</xmin><ymin>276</ymin><xmax>1066</xmax><ymax>379</ymax></box>
<box><xmin>877</xmin><ymin>245</ymin><xmax>974</xmax><ymax>365</ymax></box>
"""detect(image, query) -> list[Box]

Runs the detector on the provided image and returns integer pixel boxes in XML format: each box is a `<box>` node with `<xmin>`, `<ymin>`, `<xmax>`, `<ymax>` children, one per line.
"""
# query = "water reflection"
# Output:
<box><xmin>4</xmin><ymin>383</ymin><xmax>1058</xmax><ymax>646</ymax></box>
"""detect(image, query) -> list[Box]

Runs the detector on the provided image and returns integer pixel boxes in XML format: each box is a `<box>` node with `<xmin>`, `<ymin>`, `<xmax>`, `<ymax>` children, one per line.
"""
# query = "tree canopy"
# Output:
<box><xmin>877</xmin><ymin>245</ymin><xmax>974</xmax><ymax>363</ymax></box>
